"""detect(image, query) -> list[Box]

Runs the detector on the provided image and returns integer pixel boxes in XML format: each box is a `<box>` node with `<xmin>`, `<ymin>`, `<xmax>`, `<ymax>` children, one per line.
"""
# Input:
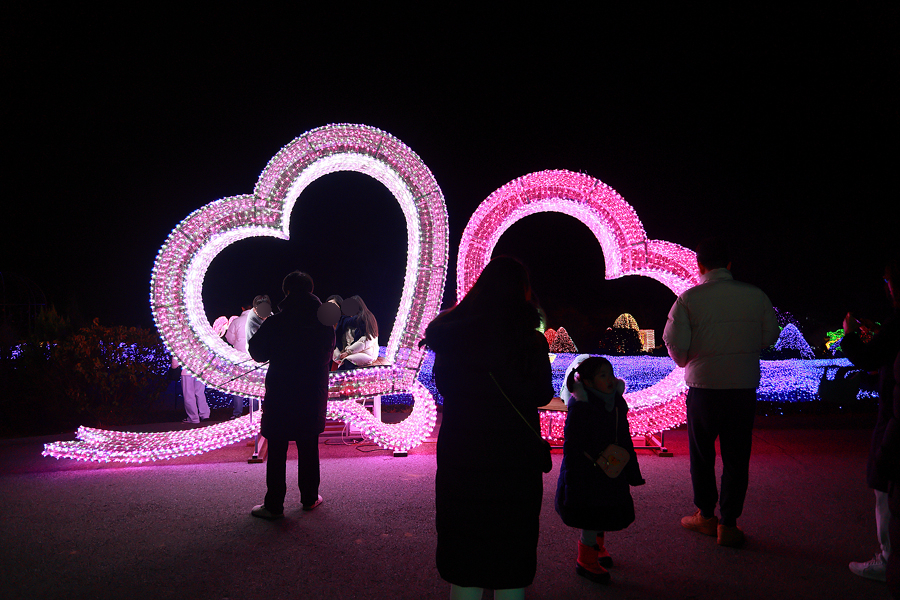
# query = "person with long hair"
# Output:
<box><xmin>424</xmin><ymin>256</ymin><xmax>554</xmax><ymax>600</ymax></box>
<box><xmin>333</xmin><ymin>295</ymin><xmax>379</xmax><ymax>369</ymax></box>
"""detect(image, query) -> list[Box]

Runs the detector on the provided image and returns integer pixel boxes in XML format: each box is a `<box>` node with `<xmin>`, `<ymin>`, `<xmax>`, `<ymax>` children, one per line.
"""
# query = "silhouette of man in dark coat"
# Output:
<box><xmin>248</xmin><ymin>271</ymin><xmax>335</xmax><ymax>519</ymax></box>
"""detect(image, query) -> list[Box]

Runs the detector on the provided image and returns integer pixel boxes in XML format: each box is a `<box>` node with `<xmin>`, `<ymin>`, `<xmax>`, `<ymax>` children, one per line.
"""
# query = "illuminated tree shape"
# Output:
<box><xmin>550</xmin><ymin>326</ymin><xmax>578</xmax><ymax>353</ymax></box>
<box><xmin>775</xmin><ymin>307</ymin><xmax>800</xmax><ymax>330</ymax></box>
<box><xmin>614</xmin><ymin>313</ymin><xmax>640</xmax><ymax>330</ymax></box>
<box><xmin>457</xmin><ymin>170</ymin><xmax>700</xmax><ymax>436</ymax></box>
<box><xmin>544</xmin><ymin>328</ymin><xmax>557</xmax><ymax>348</ymax></box>
<box><xmin>775</xmin><ymin>323</ymin><xmax>815</xmax><ymax>359</ymax></box>
<box><xmin>825</xmin><ymin>329</ymin><xmax>844</xmax><ymax>351</ymax></box>
<box><xmin>44</xmin><ymin>124</ymin><xmax>448</xmax><ymax>461</ymax></box>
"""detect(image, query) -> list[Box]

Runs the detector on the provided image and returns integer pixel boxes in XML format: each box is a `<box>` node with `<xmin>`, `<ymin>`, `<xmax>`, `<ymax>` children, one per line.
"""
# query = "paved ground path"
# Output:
<box><xmin>0</xmin><ymin>413</ymin><xmax>889</xmax><ymax>600</ymax></box>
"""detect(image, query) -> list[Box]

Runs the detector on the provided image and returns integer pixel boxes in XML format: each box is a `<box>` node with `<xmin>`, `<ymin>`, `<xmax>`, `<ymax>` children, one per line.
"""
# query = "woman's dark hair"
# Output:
<box><xmin>326</xmin><ymin>294</ymin><xmax>343</xmax><ymax>307</ymax></box>
<box><xmin>424</xmin><ymin>256</ymin><xmax>541</xmax><ymax>357</ymax></box>
<box><xmin>566</xmin><ymin>356</ymin><xmax>613</xmax><ymax>393</ymax></box>
<box><xmin>349</xmin><ymin>295</ymin><xmax>378</xmax><ymax>340</ymax></box>
<box><xmin>452</xmin><ymin>255</ymin><xmax>540</xmax><ymax>330</ymax></box>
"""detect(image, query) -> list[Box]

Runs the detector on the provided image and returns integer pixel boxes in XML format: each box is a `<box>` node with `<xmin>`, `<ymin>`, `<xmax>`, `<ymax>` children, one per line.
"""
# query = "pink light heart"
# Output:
<box><xmin>458</xmin><ymin>169</ymin><xmax>700</xmax><ymax>436</ymax></box>
<box><xmin>44</xmin><ymin>124</ymin><xmax>449</xmax><ymax>462</ymax></box>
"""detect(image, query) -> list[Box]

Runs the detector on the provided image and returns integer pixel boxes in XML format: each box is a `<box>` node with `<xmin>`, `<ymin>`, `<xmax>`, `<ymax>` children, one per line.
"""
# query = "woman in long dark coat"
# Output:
<box><xmin>424</xmin><ymin>256</ymin><xmax>554</xmax><ymax>600</ymax></box>
<box><xmin>843</xmin><ymin>257</ymin><xmax>900</xmax><ymax>593</ymax></box>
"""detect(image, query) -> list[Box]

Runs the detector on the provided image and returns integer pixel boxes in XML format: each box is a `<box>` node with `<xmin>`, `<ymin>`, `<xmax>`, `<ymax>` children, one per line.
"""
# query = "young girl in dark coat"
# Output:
<box><xmin>555</xmin><ymin>356</ymin><xmax>645</xmax><ymax>584</ymax></box>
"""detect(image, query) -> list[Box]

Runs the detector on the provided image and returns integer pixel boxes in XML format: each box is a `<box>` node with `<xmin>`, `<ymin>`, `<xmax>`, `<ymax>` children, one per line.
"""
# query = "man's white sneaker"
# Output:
<box><xmin>250</xmin><ymin>504</ymin><xmax>284</xmax><ymax>520</ymax></box>
<box><xmin>849</xmin><ymin>553</ymin><xmax>887</xmax><ymax>582</ymax></box>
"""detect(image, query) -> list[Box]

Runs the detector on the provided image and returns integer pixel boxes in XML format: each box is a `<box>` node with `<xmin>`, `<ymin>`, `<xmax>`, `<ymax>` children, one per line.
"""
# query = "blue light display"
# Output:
<box><xmin>382</xmin><ymin>351</ymin><xmax>874</xmax><ymax>408</ymax></box>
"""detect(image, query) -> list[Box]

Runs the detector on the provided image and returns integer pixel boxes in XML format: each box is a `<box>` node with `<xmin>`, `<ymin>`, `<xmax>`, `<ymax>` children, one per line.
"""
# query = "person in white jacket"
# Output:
<box><xmin>663</xmin><ymin>237</ymin><xmax>779</xmax><ymax>548</ymax></box>
<box><xmin>333</xmin><ymin>295</ymin><xmax>379</xmax><ymax>369</ymax></box>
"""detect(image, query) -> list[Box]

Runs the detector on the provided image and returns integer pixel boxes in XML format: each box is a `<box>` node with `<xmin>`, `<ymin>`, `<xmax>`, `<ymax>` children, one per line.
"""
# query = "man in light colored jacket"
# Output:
<box><xmin>663</xmin><ymin>238</ymin><xmax>779</xmax><ymax>547</ymax></box>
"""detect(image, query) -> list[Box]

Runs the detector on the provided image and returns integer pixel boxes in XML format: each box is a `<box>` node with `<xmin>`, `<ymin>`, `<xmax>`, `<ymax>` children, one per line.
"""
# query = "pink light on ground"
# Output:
<box><xmin>43</xmin><ymin>416</ymin><xmax>261</xmax><ymax>463</ymax></box>
<box><xmin>326</xmin><ymin>380</ymin><xmax>437</xmax><ymax>454</ymax></box>
<box><xmin>46</xmin><ymin>124</ymin><xmax>448</xmax><ymax>462</ymax></box>
<box><xmin>42</xmin><ymin>379</ymin><xmax>439</xmax><ymax>462</ymax></box>
<box><xmin>459</xmin><ymin>169</ymin><xmax>699</xmax><ymax>436</ymax></box>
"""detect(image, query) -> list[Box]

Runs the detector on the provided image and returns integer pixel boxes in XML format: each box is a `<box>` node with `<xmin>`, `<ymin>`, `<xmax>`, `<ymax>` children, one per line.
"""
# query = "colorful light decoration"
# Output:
<box><xmin>774</xmin><ymin>323</ymin><xmax>815</xmax><ymax>359</ymax></box>
<box><xmin>458</xmin><ymin>170</ymin><xmax>699</xmax><ymax>436</ymax></box>
<box><xmin>44</xmin><ymin>124</ymin><xmax>448</xmax><ymax>462</ymax></box>
<box><xmin>51</xmin><ymin>148</ymin><xmax>834</xmax><ymax>459</ymax></box>
<box><xmin>613</xmin><ymin>313</ymin><xmax>640</xmax><ymax>330</ymax></box>
<box><xmin>638</xmin><ymin>330</ymin><xmax>656</xmax><ymax>352</ymax></box>
<box><xmin>534</xmin><ymin>353</ymin><xmax>869</xmax><ymax>440</ymax></box>
<box><xmin>549</xmin><ymin>326</ymin><xmax>578</xmax><ymax>353</ymax></box>
<box><xmin>825</xmin><ymin>330</ymin><xmax>844</xmax><ymax>352</ymax></box>
<box><xmin>410</xmin><ymin>351</ymin><xmax>867</xmax><ymax>412</ymax></box>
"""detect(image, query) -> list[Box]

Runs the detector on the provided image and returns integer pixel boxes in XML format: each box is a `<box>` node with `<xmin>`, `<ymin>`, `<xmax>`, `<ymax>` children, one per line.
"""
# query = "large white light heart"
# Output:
<box><xmin>44</xmin><ymin>124</ymin><xmax>448</xmax><ymax>462</ymax></box>
<box><xmin>458</xmin><ymin>169</ymin><xmax>699</xmax><ymax>436</ymax></box>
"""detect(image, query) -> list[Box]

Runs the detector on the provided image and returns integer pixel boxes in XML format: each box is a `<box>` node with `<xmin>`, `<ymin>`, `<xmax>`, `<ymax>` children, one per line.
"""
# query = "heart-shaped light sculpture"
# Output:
<box><xmin>458</xmin><ymin>170</ymin><xmax>700</xmax><ymax>436</ymax></box>
<box><xmin>44</xmin><ymin>124</ymin><xmax>448</xmax><ymax>462</ymax></box>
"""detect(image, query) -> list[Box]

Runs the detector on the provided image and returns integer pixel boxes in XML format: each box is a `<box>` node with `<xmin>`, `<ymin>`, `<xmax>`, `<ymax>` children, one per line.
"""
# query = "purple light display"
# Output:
<box><xmin>774</xmin><ymin>323</ymin><xmax>815</xmax><ymax>359</ymax></box>
<box><xmin>534</xmin><ymin>354</ymin><xmax>870</xmax><ymax>440</ymax></box>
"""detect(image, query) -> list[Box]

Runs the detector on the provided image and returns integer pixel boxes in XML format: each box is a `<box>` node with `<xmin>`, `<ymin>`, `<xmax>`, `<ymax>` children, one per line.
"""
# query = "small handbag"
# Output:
<box><xmin>490</xmin><ymin>372</ymin><xmax>553</xmax><ymax>473</ymax></box>
<box><xmin>584</xmin><ymin>407</ymin><xmax>630</xmax><ymax>478</ymax></box>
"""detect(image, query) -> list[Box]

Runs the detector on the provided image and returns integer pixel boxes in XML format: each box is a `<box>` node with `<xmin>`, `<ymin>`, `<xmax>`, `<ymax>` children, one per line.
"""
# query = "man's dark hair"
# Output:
<box><xmin>696</xmin><ymin>238</ymin><xmax>730</xmax><ymax>270</ymax></box>
<box><xmin>283</xmin><ymin>271</ymin><xmax>314</xmax><ymax>295</ymax></box>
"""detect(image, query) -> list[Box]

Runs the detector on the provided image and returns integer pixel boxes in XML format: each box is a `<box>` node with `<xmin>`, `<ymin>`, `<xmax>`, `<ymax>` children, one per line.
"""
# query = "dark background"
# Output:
<box><xmin>3</xmin><ymin>5</ymin><xmax>897</xmax><ymax>352</ymax></box>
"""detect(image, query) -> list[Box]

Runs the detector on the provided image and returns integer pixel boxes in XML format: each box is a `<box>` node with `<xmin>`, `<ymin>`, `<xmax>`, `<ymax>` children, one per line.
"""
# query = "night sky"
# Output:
<box><xmin>4</xmin><ymin>6</ymin><xmax>897</xmax><ymax>352</ymax></box>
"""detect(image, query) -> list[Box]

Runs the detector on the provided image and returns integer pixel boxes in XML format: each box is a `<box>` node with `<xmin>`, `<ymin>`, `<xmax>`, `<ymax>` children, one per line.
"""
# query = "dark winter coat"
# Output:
<box><xmin>843</xmin><ymin>309</ymin><xmax>900</xmax><ymax>491</ymax></box>
<box><xmin>555</xmin><ymin>388</ymin><xmax>644</xmax><ymax>532</ymax></box>
<box><xmin>248</xmin><ymin>292</ymin><xmax>335</xmax><ymax>441</ymax></box>
<box><xmin>424</xmin><ymin>307</ymin><xmax>554</xmax><ymax>590</ymax></box>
